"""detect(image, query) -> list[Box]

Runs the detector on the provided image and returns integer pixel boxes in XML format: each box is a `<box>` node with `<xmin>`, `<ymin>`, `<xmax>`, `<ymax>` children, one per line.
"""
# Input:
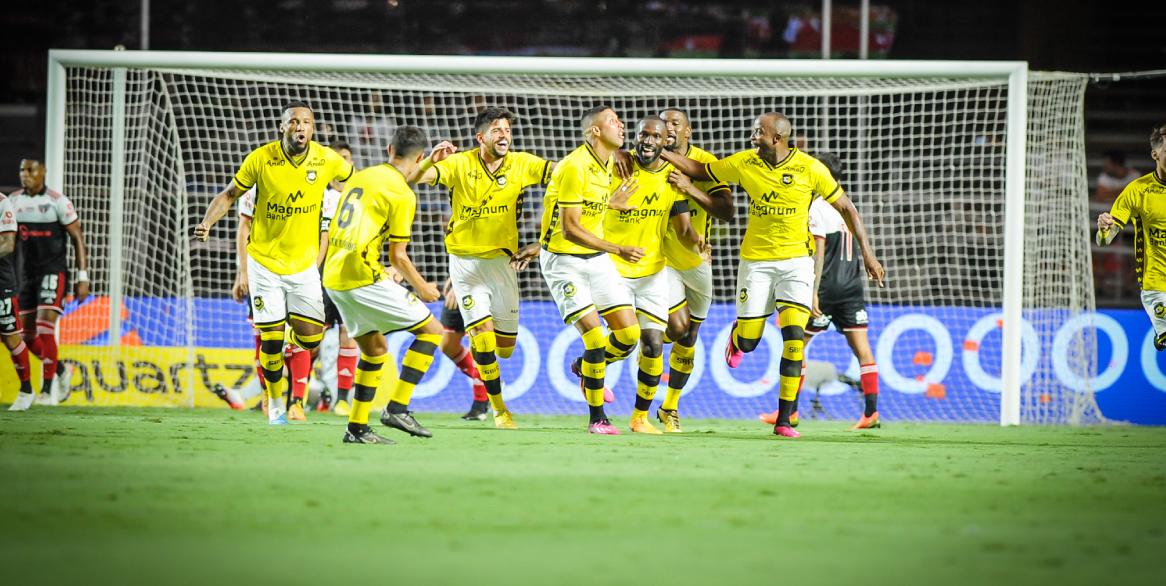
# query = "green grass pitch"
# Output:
<box><xmin>1</xmin><ymin>407</ymin><xmax>1164</xmax><ymax>586</ymax></box>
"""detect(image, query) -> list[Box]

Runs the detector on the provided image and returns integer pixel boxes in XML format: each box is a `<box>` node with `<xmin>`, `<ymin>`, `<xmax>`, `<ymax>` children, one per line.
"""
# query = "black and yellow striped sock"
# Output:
<box><xmin>733</xmin><ymin>318</ymin><xmax>766</xmax><ymax>354</ymax></box>
<box><xmin>288</xmin><ymin>328</ymin><xmax>324</xmax><ymax>352</ymax></box>
<box><xmin>603</xmin><ymin>324</ymin><xmax>640</xmax><ymax>364</ymax></box>
<box><xmin>663</xmin><ymin>342</ymin><xmax>696</xmax><ymax>411</ymax></box>
<box><xmin>580</xmin><ymin>326</ymin><xmax>608</xmax><ymax>422</ymax></box>
<box><xmin>633</xmin><ymin>351</ymin><xmax>664</xmax><ymax>418</ymax></box>
<box><xmin>348</xmin><ymin>352</ymin><xmax>388</xmax><ymax>432</ymax></box>
<box><xmin>471</xmin><ymin>329</ymin><xmax>506</xmax><ymax>412</ymax></box>
<box><xmin>387</xmin><ymin>332</ymin><xmax>441</xmax><ymax>412</ymax></box>
<box><xmin>258</xmin><ymin>328</ymin><xmax>287</xmax><ymax>402</ymax></box>
<box><xmin>776</xmin><ymin>306</ymin><xmax>809</xmax><ymax>425</ymax></box>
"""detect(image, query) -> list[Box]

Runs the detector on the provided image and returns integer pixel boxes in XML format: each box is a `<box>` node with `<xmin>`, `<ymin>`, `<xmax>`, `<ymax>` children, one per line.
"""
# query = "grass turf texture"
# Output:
<box><xmin>1</xmin><ymin>407</ymin><xmax>1164</xmax><ymax>586</ymax></box>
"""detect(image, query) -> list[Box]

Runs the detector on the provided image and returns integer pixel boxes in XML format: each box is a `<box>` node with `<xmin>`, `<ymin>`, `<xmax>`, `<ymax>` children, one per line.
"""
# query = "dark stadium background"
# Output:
<box><xmin>1</xmin><ymin>0</ymin><xmax>1162</xmax><ymax>307</ymax></box>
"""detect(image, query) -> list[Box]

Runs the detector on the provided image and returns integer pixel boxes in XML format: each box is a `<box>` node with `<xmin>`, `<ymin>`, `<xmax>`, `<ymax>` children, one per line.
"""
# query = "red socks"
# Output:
<box><xmin>860</xmin><ymin>363</ymin><xmax>879</xmax><ymax>395</ymax></box>
<box><xmin>286</xmin><ymin>344</ymin><xmax>311</xmax><ymax>400</ymax></box>
<box><xmin>453</xmin><ymin>346</ymin><xmax>487</xmax><ymax>402</ymax></box>
<box><xmin>337</xmin><ymin>346</ymin><xmax>358</xmax><ymax>395</ymax></box>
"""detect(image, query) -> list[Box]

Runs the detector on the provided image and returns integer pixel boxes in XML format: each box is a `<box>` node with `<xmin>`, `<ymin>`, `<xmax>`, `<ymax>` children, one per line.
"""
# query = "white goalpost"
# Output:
<box><xmin>43</xmin><ymin>49</ymin><xmax>1101</xmax><ymax>424</ymax></box>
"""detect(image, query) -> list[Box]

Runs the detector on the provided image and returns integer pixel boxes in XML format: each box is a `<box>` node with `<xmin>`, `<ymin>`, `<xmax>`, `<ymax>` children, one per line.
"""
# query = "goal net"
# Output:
<box><xmin>38</xmin><ymin>51</ymin><xmax>1101</xmax><ymax>424</ymax></box>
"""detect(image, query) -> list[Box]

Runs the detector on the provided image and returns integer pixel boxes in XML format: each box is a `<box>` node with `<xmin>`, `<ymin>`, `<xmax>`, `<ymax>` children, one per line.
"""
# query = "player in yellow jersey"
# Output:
<box><xmin>662</xmin><ymin>112</ymin><xmax>884</xmax><ymax>438</ymax></box>
<box><xmin>323</xmin><ymin>126</ymin><xmax>447</xmax><ymax>444</ymax></box>
<box><xmin>603</xmin><ymin>116</ymin><xmax>704</xmax><ymax>434</ymax></box>
<box><xmin>655</xmin><ymin>108</ymin><xmax>734</xmax><ymax>432</ymax></box>
<box><xmin>539</xmin><ymin>105</ymin><xmax>643</xmax><ymax>435</ymax></box>
<box><xmin>195</xmin><ymin>101</ymin><xmax>354</xmax><ymax>425</ymax></box>
<box><xmin>410</xmin><ymin>107</ymin><xmax>554</xmax><ymax>430</ymax></box>
<box><xmin>1097</xmin><ymin>123</ymin><xmax>1166</xmax><ymax>349</ymax></box>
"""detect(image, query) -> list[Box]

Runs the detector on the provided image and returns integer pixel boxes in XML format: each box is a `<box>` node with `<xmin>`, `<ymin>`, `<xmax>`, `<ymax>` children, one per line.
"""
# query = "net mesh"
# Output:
<box><xmin>52</xmin><ymin>62</ymin><xmax>1101</xmax><ymax>423</ymax></box>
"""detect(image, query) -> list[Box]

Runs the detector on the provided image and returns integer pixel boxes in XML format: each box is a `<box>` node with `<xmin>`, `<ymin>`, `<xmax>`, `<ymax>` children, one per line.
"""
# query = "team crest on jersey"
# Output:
<box><xmin>253</xmin><ymin>296</ymin><xmax>264</xmax><ymax>311</ymax></box>
<box><xmin>1155</xmin><ymin>304</ymin><xmax>1166</xmax><ymax>319</ymax></box>
<box><xmin>462</xmin><ymin>295</ymin><xmax>475</xmax><ymax>309</ymax></box>
<box><xmin>563</xmin><ymin>283</ymin><xmax>577</xmax><ymax>298</ymax></box>
<box><xmin>306</xmin><ymin>170</ymin><xmax>318</xmax><ymax>184</ymax></box>
<box><xmin>781</xmin><ymin>173</ymin><xmax>794</xmax><ymax>185</ymax></box>
<box><xmin>497</xmin><ymin>175</ymin><xmax>507</xmax><ymax>187</ymax></box>
<box><xmin>738</xmin><ymin>288</ymin><xmax>748</xmax><ymax>302</ymax></box>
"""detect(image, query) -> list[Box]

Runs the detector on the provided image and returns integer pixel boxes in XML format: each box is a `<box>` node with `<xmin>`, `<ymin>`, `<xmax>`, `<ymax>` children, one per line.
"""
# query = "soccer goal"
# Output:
<box><xmin>43</xmin><ymin>49</ymin><xmax>1100</xmax><ymax>424</ymax></box>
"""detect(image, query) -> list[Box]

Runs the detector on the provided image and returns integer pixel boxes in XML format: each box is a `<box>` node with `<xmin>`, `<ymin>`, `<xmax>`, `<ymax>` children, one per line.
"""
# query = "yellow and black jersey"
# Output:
<box><xmin>430</xmin><ymin>149</ymin><xmax>551</xmax><ymax>258</ymax></box>
<box><xmin>233</xmin><ymin>140</ymin><xmax>354</xmax><ymax>274</ymax></box>
<box><xmin>705</xmin><ymin>147</ymin><xmax>840</xmax><ymax>261</ymax></box>
<box><xmin>539</xmin><ymin>143</ymin><xmax>613</xmax><ymax>256</ymax></box>
<box><xmin>322</xmin><ymin>164</ymin><xmax>416</xmax><ymax>291</ymax></box>
<box><xmin>662</xmin><ymin>145</ymin><xmax>729</xmax><ymax>270</ymax></box>
<box><xmin>604</xmin><ymin>157</ymin><xmax>688</xmax><ymax>278</ymax></box>
<box><xmin>1106</xmin><ymin>172</ymin><xmax>1166</xmax><ymax>291</ymax></box>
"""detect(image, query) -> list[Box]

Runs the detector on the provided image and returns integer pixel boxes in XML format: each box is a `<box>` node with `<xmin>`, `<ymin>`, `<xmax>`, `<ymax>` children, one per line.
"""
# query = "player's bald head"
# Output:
<box><xmin>759</xmin><ymin>112</ymin><xmax>792</xmax><ymax>139</ymax></box>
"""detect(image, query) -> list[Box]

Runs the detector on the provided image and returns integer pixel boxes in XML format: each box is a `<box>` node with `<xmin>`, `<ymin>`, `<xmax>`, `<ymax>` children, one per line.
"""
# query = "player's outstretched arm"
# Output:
<box><xmin>1096</xmin><ymin>212</ymin><xmax>1121</xmax><ymax>246</ymax></box>
<box><xmin>0</xmin><ymin>232</ymin><xmax>13</xmax><ymax>259</ymax></box>
<box><xmin>561</xmin><ymin>206</ymin><xmax>643</xmax><ymax>263</ymax></box>
<box><xmin>829</xmin><ymin>194</ymin><xmax>885</xmax><ymax>288</ymax></box>
<box><xmin>232</xmin><ymin>216</ymin><xmax>251</xmax><ymax>302</ymax></box>
<box><xmin>668</xmin><ymin>171</ymin><xmax>734</xmax><ymax>221</ymax></box>
<box><xmin>659</xmin><ymin>149</ymin><xmax>712</xmax><ymax>181</ymax></box>
<box><xmin>388</xmin><ymin>241</ymin><xmax>441</xmax><ymax>302</ymax></box>
<box><xmin>407</xmin><ymin>141</ymin><xmax>458</xmax><ymax>185</ymax></box>
<box><xmin>194</xmin><ymin>183</ymin><xmax>245</xmax><ymax>241</ymax></box>
<box><xmin>63</xmin><ymin>219</ymin><xmax>90</xmax><ymax>303</ymax></box>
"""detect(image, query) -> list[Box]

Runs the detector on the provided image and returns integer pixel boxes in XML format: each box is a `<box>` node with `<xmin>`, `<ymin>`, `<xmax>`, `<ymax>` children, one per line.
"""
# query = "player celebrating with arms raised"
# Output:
<box><xmin>410</xmin><ymin>107</ymin><xmax>554</xmax><ymax>429</ymax></box>
<box><xmin>655</xmin><ymin>108</ymin><xmax>733</xmax><ymax>432</ymax></box>
<box><xmin>662</xmin><ymin>112</ymin><xmax>884</xmax><ymax>438</ymax></box>
<box><xmin>1097</xmin><ymin>123</ymin><xmax>1166</xmax><ymax>349</ymax></box>
<box><xmin>602</xmin><ymin>116</ymin><xmax>704</xmax><ymax>434</ymax></box>
<box><xmin>195</xmin><ymin>101</ymin><xmax>354</xmax><ymax>425</ymax></box>
<box><xmin>539</xmin><ymin>105</ymin><xmax>643</xmax><ymax>434</ymax></box>
<box><xmin>324</xmin><ymin>126</ymin><xmax>446</xmax><ymax>444</ymax></box>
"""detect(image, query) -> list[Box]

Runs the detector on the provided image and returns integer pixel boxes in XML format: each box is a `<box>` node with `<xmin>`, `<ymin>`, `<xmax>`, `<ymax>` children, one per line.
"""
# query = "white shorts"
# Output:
<box><xmin>1142</xmin><ymin>290</ymin><xmax>1166</xmax><ymax>335</ymax></box>
<box><xmin>664</xmin><ymin>263</ymin><xmax>713</xmax><ymax>321</ymax></box>
<box><xmin>326</xmin><ymin>279</ymin><xmax>433</xmax><ymax>338</ymax></box>
<box><xmin>624</xmin><ymin>271</ymin><xmax>669</xmax><ymax>332</ymax></box>
<box><xmin>735</xmin><ymin>256</ymin><xmax>814</xmax><ymax>319</ymax></box>
<box><xmin>248</xmin><ymin>257</ymin><xmax>326</xmax><ymax>326</ymax></box>
<box><xmin>449</xmin><ymin>254</ymin><xmax>519</xmax><ymax>335</ymax></box>
<box><xmin>539</xmin><ymin>249</ymin><xmax>633</xmax><ymax>325</ymax></box>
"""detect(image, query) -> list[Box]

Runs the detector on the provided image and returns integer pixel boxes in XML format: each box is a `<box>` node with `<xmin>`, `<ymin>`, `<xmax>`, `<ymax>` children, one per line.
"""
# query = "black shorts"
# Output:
<box><xmin>807</xmin><ymin>295</ymin><xmax>868</xmax><ymax>334</ymax></box>
<box><xmin>323</xmin><ymin>288</ymin><xmax>342</xmax><ymax>328</ymax></box>
<box><xmin>0</xmin><ymin>291</ymin><xmax>20</xmax><ymax>335</ymax></box>
<box><xmin>19</xmin><ymin>271</ymin><xmax>69</xmax><ymax>314</ymax></box>
<box><xmin>439</xmin><ymin>303</ymin><xmax>465</xmax><ymax>333</ymax></box>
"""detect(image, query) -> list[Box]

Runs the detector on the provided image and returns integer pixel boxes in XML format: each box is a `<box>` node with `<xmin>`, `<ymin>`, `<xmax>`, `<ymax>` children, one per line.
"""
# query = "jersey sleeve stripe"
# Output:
<box><xmin>388</xmin><ymin>234</ymin><xmax>410</xmax><ymax>242</ymax></box>
<box><xmin>337</xmin><ymin>165</ymin><xmax>355</xmax><ymax>183</ymax></box>
<box><xmin>233</xmin><ymin>177</ymin><xmax>253</xmax><ymax>190</ymax></box>
<box><xmin>558</xmin><ymin>200</ymin><xmax>583</xmax><ymax>207</ymax></box>
<box><xmin>822</xmin><ymin>185</ymin><xmax>841</xmax><ymax>203</ymax></box>
<box><xmin>708</xmin><ymin>185</ymin><xmax>731</xmax><ymax>196</ymax></box>
<box><xmin>704</xmin><ymin>163</ymin><xmax>721</xmax><ymax>184</ymax></box>
<box><xmin>540</xmin><ymin>161</ymin><xmax>552</xmax><ymax>184</ymax></box>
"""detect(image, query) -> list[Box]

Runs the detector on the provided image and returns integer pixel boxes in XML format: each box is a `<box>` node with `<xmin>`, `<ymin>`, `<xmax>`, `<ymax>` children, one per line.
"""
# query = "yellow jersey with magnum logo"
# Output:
<box><xmin>233</xmin><ymin>140</ymin><xmax>353</xmax><ymax>274</ymax></box>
